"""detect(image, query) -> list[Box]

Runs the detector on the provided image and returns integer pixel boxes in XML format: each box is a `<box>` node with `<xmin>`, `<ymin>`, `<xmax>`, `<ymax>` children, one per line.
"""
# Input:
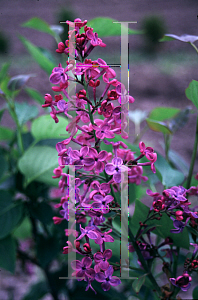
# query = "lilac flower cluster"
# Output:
<box><xmin>43</xmin><ymin>17</ymin><xmax>198</xmax><ymax>296</ymax></box>
<box><xmin>146</xmin><ymin>184</ymin><xmax>198</xmax><ymax>291</ymax></box>
<box><xmin>42</xmin><ymin>17</ymin><xmax>158</xmax><ymax>293</ymax></box>
<box><xmin>147</xmin><ymin>185</ymin><xmax>198</xmax><ymax>234</ymax></box>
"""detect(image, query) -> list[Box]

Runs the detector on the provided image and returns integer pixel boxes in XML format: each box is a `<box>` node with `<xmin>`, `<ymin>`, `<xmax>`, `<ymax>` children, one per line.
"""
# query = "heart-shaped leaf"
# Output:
<box><xmin>15</xmin><ymin>102</ymin><xmax>39</xmax><ymax>126</ymax></box>
<box><xmin>148</xmin><ymin>107</ymin><xmax>180</xmax><ymax>122</ymax></box>
<box><xmin>31</xmin><ymin>115</ymin><xmax>68</xmax><ymax>141</ymax></box>
<box><xmin>18</xmin><ymin>146</ymin><xmax>61</xmax><ymax>187</ymax></box>
<box><xmin>84</xmin><ymin>17</ymin><xmax>142</xmax><ymax>37</ymax></box>
<box><xmin>146</xmin><ymin>119</ymin><xmax>172</xmax><ymax>134</ymax></box>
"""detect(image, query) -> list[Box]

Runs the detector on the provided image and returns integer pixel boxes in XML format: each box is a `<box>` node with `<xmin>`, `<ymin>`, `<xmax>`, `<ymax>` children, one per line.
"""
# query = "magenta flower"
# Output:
<box><xmin>77</xmin><ymin>224</ymin><xmax>98</xmax><ymax>241</ymax></box>
<box><xmin>105</xmin><ymin>157</ymin><xmax>129</xmax><ymax>183</ymax></box>
<box><xmin>91</xmin><ymin>122</ymin><xmax>115</xmax><ymax>139</ymax></box>
<box><xmin>164</xmin><ymin>186</ymin><xmax>187</xmax><ymax>202</ymax></box>
<box><xmin>98</xmin><ymin>100</ymin><xmax>114</xmax><ymax>118</ymax></box>
<box><xmin>170</xmin><ymin>272</ymin><xmax>192</xmax><ymax>292</ymax></box>
<box><xmin>86</xmin><ymin>30</ymin><xmax>106</xmax><ymax>47</ymax></box>
<box><xmin>94</xmin><ymin>229</ymin><xmax>114</xmax><ymax>245</ymax></box>
<box><xmin>71</xmin><ymin>256</ymin><xmax>95</xmax><ymax>278</ymax></box>
<box><xmin>70</xmin><ymin>146</ymin><xmax>89</xmax><ymax>169</ymax></box>
<box><xmin>95</xmin><ymin>265</ymin><xmax>121</xmax><ymax>291</ymax></box>
<box><xmin>83</xmin><ymin>148</ymin><xmax>108</xmax><ymax>173</ymax></box>
<box><xmin>128</xmin><ymin>166</ymin><xmax>148</xmax><ymax>185</ymax></box>
<box><xmin>93</xmin><ymin>194</ymin><xmax>114</xmax><ymax>206</ymax></box>
<box><xmin>170</xmin><ymin>217</ymin><xmax>190</xmax><ymax>233</ymax></box>
<box><xmin>94</xmin><ymin>249</ymin><xmax>112</xmax><ymax>271</ymax></box>
<box><xmin>50</xmin><ymin>64</ymin><xmax>68</xmax><ymax>84</ymax></box>
<box><xmin>89</xmin><ymin>181</ymin><xmax>110</xmax><ymax>199</ymax></box>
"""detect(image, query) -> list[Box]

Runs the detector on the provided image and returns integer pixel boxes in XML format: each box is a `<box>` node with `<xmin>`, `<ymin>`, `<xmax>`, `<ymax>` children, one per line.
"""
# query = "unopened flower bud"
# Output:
<box><xmin>83</xmin><ymin>243</ymin><xmax>91</xmax><ymax>253</ymax></box>
<box><xmin>52</xmin><ymin>216</ymin><xmax>63</xmax><ymax>225</ymax></box>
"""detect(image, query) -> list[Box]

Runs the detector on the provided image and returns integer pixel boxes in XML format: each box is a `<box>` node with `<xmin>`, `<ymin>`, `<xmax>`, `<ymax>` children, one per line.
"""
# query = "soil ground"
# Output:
<box><xmin>0</xmin><ymin>0</ymin><xmax>198</xmax><ymax>299</ymax></box>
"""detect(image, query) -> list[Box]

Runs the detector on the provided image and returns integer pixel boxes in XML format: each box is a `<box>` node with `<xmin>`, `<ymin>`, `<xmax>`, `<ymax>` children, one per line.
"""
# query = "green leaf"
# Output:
<box><xmin>130</xmin><ymin>200</ymin><xmax>189</xmax><ymax>249</ymax></box>
<box><xmin>25</xmin><ymin>87</ymin><xmax>44</xmax><ymax>105</ymax></box>
<box><xmin>21</xmin><ymin>17</ymin><xmax>56</xmax><ymax>37</ymax></box>
<box><xmin>166</xmin><ymin>149</ymin><xmax>189</xmax><ymax>177</ymax></box>
<box><xmin>22</xmin><ymin>281</ymin><xmax>49</xmax><ymax>300</ymax></box>
<box><xmin>36</xmin><ymin>235</ymin><xmax>60</xmax><ymax>268</ymax></box>
<box><xmin>0</xmin><ymin>235</ymin><xmax>16</xmax><ymax>273</ymax></box>
<box><xmin>148</xmin><ymin>107</ymin><xmax>180</xmax><ymax>122</ymax></box>
<box><xmin>18</xmin><ymin>145</ymin><xmax>60</xmax><ymax>187</ymax></box>
<box><xmin>155</xmin><ymin>153</ymin><xmax>185</xmax><ymax>187</ymax></box>
<box><xmin>193</xmin><ymin>286</ymin><xmax>198</xmax><ymax>299</ymax></box>
<box><xmin>38</xmin><ymin>47</ymin><xmax>57</xmax><ymax>65</ymax></box>
<box><xmin>31</xmin><ymin>115</ymin><xmax>68</xmax><ymax>141</ymax></box>
<box><xmin>0</xmin><ymin>108</ymin><xmax>5</xmax><ymax>121</ymax></box>
<box><xmin>159</xmin><ymin>35</ymin><xmax>176</xmax><ymax>42</ymax></box>
<box><xmin>146</xmin><ymin>118</ymin><xmax>172</xmax><ymax>134</ymax></box>
<box><xmin>168</xmin><ymin>107</ymin><xmax>191</xmax><ymax>133</ymax></box>
<box><xmin>0</xmin><ymin>190</ymin><xmax>23</xmax><ymax>239</ymax></box>
<box><xmin>13</xmin><ymin>217</ymin><xmax>31</xmax><ymax>240</ymax></box>
<box><xmin>15</xmin><ymin>102</ymin><xmax>39</xmax><ymax>126</ymax></box>
<box><xmin>132</xmin><ymin>274</ymin><xmax>147</xmax><ymax>294</ymax></box>
<box><xmin>0</xmin><ymin>154</ymin><xmax>8</xmax><ymax>179</ymax></box>
<box><xmin>0</xmin><ymin>62</ymin><xmax>10</xmax><ymax>83</ymax></box>
<box><xmin>85</xmin><ymin>17</ymin><xmax>142</xmax><ymax>37</ymax></box>
<box><xmin>19</xmin><ymin>35</ymin><xmax>56</xmax><ymax>75</ymax></box>
<box><xmin>185</xmin><ymin>80</ymin><xmax>198</xmax><ymax>110</ymax></box>
<box><xmin>8</xmin><ymin>74</ymin><xmax>35</xmax><ymax>91</ymax></box>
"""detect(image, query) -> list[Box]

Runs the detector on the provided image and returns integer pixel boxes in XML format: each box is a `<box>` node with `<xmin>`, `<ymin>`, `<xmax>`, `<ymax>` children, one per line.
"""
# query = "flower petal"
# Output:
<box><xmin>82</xmin><ymin>256</ymin><xmax>92</xmax><ymax>268</ymax></box>
<box><xmin>101</xmin><ymin>281</ymin><xmax>111</xmax><ymax>291</ymax></box>
<box><xmin>110</xmin><ymin>276</ymin><xmax>121</xmax><ymax>286</ymax></box>
<box><xmin>103</xmin><ymin>249</ymin><xmax>112</xmax><ymax>260</ymax></box>
<box><xmin>95</xmin><ymin>272</ymin><xmax>106</xmax><ymax>282</ymax></box>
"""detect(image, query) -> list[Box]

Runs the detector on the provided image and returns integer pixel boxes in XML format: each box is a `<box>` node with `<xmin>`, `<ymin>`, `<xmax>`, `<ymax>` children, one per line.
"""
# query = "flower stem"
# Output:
<box><xmin>186</xmin><ymin>114</ymin><xmax>198</xmax><ymax>189</ymax></box>
<box><xmin>128</xmin><ymin>227</ymin><xmax>162</xmax><ymax>297</ymax></box>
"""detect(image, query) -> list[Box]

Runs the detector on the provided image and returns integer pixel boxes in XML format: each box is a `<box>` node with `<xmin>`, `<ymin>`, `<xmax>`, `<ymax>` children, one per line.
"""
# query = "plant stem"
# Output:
<box><xmin>4</xmin><ymin>96</ymin><xmax>24</xmax><ymax>155</ymax></box>
<box><xmin>190</xmin><ymin>42</ymin><xmax>198</xmax><ymax>54</ymax></box>
<box><xmin>186</xmin><ymin>114</ymin><xmax>198</xmax><ymax>189</ymax></box>
<box><xmin>128</xmin><ymin>227</ymin><xmax>162</xmax><ymax>298</ymax></box>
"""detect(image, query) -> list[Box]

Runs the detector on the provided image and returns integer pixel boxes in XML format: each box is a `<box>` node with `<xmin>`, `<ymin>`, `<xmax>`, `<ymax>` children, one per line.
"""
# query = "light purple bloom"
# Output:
<box><xmin>93</xmin><ymin>194</ymin><xmax>114</xmax><ymax>206</ymax></box>
<box><xmin>105</xmin><ymin>157</ymin><xmax>129</xmax><ymax>183</ymax></box>
<box><xmin>94</xmin><ymin>249</ymin><xmax>112</xmax><ymax>271</ymax></box>
<box><xmin>50</xmin><ymin>64</ymin><xmax>68</xmax><ymax>84</ymax></box>
<box><xmin>77</xmin><ymin>224</ymin><xmax>98</xmax><ymax>241</ymax></box>
<box><xmin>70</xmin><ymin>146</ymin><xmax>89</xmax><ymax>169</ymax></box>
<box><xmin>91</xmin><ymin>123</ymin><xmax>115</xmax><ymax>139</ymax></box>
<box><xmin>95</xmin><ymin>265</ymin><xmax>121</xmax><ymax>291</ymax></box>
<box><xmin>164</xmin><ymin>186</ymin><xmax>187</xmax><ymax>202</ymax></box>
<box><xmin>83</xmin><ymin>148</ymin><xmax>108</xmax><ymax>173</ymax></box>
<box><xmin>71</xmin><ymin>257</ymin><xmax>95</xmax><ymax>278</ymax></box>
<box><xmin>94</xmin><ymin>229</ymin><xmax>114</xmax><ymax>245</ymax></box>
<box><xmin>170</xmin><ymin>217</ymin><xmax>190</xmax><ymax>234</ymax></box>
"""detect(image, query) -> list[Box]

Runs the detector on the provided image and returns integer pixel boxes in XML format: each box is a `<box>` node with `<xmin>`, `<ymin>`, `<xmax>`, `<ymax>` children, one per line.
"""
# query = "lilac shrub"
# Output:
<box><xmin>42</xmin><ymin>18</ymin><xmax>198</xmax><ymax>298</ymax></box>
